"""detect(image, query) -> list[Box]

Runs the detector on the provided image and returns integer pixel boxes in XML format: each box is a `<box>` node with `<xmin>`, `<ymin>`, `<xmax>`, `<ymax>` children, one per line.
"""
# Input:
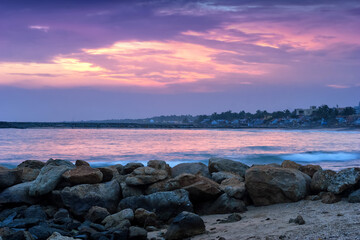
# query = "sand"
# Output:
<box><xmin>149</xmin><ymin>199</ymin><xmax>360</xmax><ymax>240</ymax></box>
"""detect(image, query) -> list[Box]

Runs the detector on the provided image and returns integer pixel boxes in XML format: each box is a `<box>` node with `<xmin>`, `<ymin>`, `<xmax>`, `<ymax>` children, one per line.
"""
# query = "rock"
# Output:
<box><xmin>148</xmin><ymin>160</ymin><xmax>171</xmax><ymax>176</ymax></box>
<box><xmin>134</xmin><ymin>208</ymin><xmax>157</xmax><ymax>227</ymax></box>
<box><xmin>62</xmin><ymin>166</ymin><xmax>103</xmax><ymax>185</ymax></box>
<box><xmin>109</xmin><ymin>164</ymin><xmax>124</xmax><ymax>175</ymax></box>
<box><xmin>320</xmin><ymin>192</ymin><xmax>341</xmax><ymax>204</ymax></box>
<box><xmin>208</xmin><ymin>158</ymin><xmax>249</xmax><ymax>177</ymax></box>
<box><xmin>85</xmin><ymin>206</ymin><xmax>110</xmax><ymax>223</ymax></box>
<box><xmin>75</xmin><ymin>160</ymin><xmax>90</xmax><ymax>167</ymax></box>
<box><xmin>123</xmin><ymin>163</ymin><xmax>144</xmax><ymax>174</ymax></box>
<box><xmin>119</xmin><ymin>189</ymin><xmax>193</xmax><ymax>221</ymax></box>
<box><xmin>102</xmin><ymin>208</ymin><xmax>134</xmax><ymax>229</ymax></box>
<box><xmin>220</xmin><ymin>178</ymin><xmax>246</xmax><ymax>199</ymax></box>
<box><xmin>29</xmin><ymin>159</ymin><xmax>75</xmax><ymax>197</ymax></box>
<box><xmin>310</xmin><ymin>170</ymin><xmax>336</xmax><ymax>193</ymax></box>
<box><xmin>24</xmin><ymin>205</ymin><xmax>47</xmax><ymax>221</ymax></box>
<box><xmin>125</xmin><ymin>167</ymin><xmax>168</xmax><ymax>186</ymax></box>
<box><xmin>348</xmin><ymin>189</ymin><xmax>360</xmax><ymax>203</ymax></box>
<box><xmin>29</xmin><ymin>223</ymin><xmax>62</xmax><ymax>239</ymax></box>
<box><xmin>0</xmin><ymin>169</ymin><xmax>22</xmax><ymax>189</ymax></box>
<box><xmin>327</xmin><ymin>168</ymin><xmax>360</xmax><ymax>194</ymax></box>
<box><xmin>60</xmin><ymin>180</ymin><xmax>121</xmax><ymax>216</ymax></box>
<box><xmin>17</xmin><ymin>160</ymin><xmax>45</xmax><ymax>169</ymax></box>
<box><xmin>201</xmin><ymin>193</ymin><xmax>247</xmax><ymax>214</ymax></box>
<box><xmin>211</xmin><ymin>172</ymin><xmax>243</xmax><ymax>183</ymax></box>
<box><xmin>281</xmin><ymin>160</ymin><xmax>301</xmax><ymax>170</ymax></box>
<box><xmin>128</xmin><ymin>226</ymin><xmax>147</xmax><ymax>240</ymax></box>
<box><xmin>47</xmin><ymin>232</ymin><xmax>79</xmax><ymax>240</ymax></box>
<box><xmin>218</xmin><ymin>213</ymin><xmax>242</xmax><ymax>223</ymax></box>
<box><xmin>6</xmin><ymin>218</ymin><xmax>40</xmax><ymax>228</ymax></box>
<box><xmin>146</xmin><ymin>173</ymin><xmax>222</xmax><ymax>201</ymax></box>
<box><xmin>171</xmin><ymin>163</ymin><xmax>210</xmax><ymax>178</ymax></box>
<box><xmin>0</xmin><ymin>229</ymin><xmax>35</xmax><ymax>240</ymax></box>
<box><xmin>299</xmin><ymin>164</ymin><xmax>322</xmax><ymax>177</ymax></box>
<box><xmin>54</xmin><ymin>208</ymin><xmax>71</xmax><ymax>225</ymax></box>
<box><xmin>289</xmin><ymin>215</ymin><xmax>305</xmax><ymax>225</ymax></box>
<box><xmin>20</xmin><ymin>167</ymin><xmax>41</xmax><ymax>182</ymax></box>
<box><xmin>97</xmin><ymin>167</ymin><xmax>116</xmax><ymax>182</ymax></box>
<box><xmin>245</xmin><ymin>166</ymin><xmax>310</xmax><ymax>206</ymax></box>
<box><xmin>165</xmin><ymin>211</ymin><xmax>205</xmax><ymax>240</ymax></box>
<box><xmin>0</xmin><ymin>182</ymin><xmax>37</xmax><ymax>204</ymax></box>
<box><xmin>120</xmin><ymin>182</ymin><xmax>144</xmax><ymax>198</ymax></box>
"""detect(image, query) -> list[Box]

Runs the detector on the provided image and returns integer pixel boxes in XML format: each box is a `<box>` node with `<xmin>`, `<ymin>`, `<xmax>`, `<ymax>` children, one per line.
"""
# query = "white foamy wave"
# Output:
<box><xmin>281</xmin><ymin>152</ymin><xmax>360</xmax><ymax>162</ymax></box>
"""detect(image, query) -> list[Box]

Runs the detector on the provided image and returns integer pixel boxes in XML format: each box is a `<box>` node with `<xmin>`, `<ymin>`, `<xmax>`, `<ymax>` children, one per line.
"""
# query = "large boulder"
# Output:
<box><xmin>123</xmin><ymin>163</ymin><xmax>144</xmax><ymax>174</ymax></box>
<box><xmin>62</xmin><ymin>166</ymin><xmax>103</xmax><ymax>185</ymax></box>
<box><xmin>327</xmin><ymin>168</ymin><xmax>360</xmax><ymax>194</ymax></box>
<box><xmin>299</xmin><ymin>165</ymin><xmax>322</xmax><ymax>177</ymax></box>
<box><xmin>60</xmin><ymin>180</ymin><xmax>121</xmax><ymax>216</ymax></box>
<box><xmin>198</xmin><ymin>193</ymin><xmax>247</xmax><ymax>215</ymax></box>
<box><xmin>171</xmin><ymin>163</ymin><xmax>210</xmax><ymax>178</ymax></box>
<box><xmin>208</xmin><ymin>158</ymin><xmax>249</xmax><ymax>177</ymax></box>
<box><xmin>0</xmin><ymin>182</ymin><xmax>37</xmax><ymax>204</ymax></box>
<box><xmin>165</xmin><ymin>211</ymin><xmax>205</xmax><ymax>240</ymax></box>
<box><xmin>85</xmin><ymin>206</ymin><xmax>110</xmax><ymax>223</ymax></box>
<box><xmin>17</xmin><ymin>160</ymin><xmax>45</xmax><ymax>169</ymax></box>
<box><xmin>148</xmin><ymin>160</ymin><xmax>171</xmax><ymax>176</ymax></box>
<box><xmin>120</xmin><ymin>182</ymin><xmax>144</xmax><ymax>198</ymax></box>
<box><xmin>211</xmin><ymin>171</ymin><xmax>243</xmax><ymax>184</ymax></box>
<box><xmin>102</xmin><ymin>208</ymin><xmax>134</xmax><ymax>229</ymax></box>
<box><xmin>119</xmin><ymin>189</ymin><xmax>193</xmax><ymax>221</ymax></box>
<box><xmin>146</xmin><ymin>173</ymin><xmax>222</xmax><ymax>201</ymax></box>
<box><xmin>348</xmin><ymin>189</ymin><xmax>360</xmax><ymax>203</ymax></box>
<box><xmin>281</xmin><ymin>160</ymin><xmax>301</xmax><ymax>170</ymax></box>
<box><xmin>310</xmin><ymin>170</ymin><xmax>336</xmax><ymax>193</ymax></box>
<box><xmin>220</xmin><ymin>178</ymin><xmax>246</xmax><ymax>199</ymax></box>
<box><xmin>29</xmin><ymin>159</ymin><xmax>75</xmax><ymax>197</ymax></box>
<box><xmin>17</xmin><ymin>160</ymin><xmax>45</xmax><ymax>182</ymax></box>
<box><xmin>125</xmin><ymin>167</ymin><xmax>168</xmax><ymax>186</ymax></box>
<box><xmin>0</xmin><ymin>169</ymin><xmax>22</xmax><ymax>189</ymax></box>
<box><xmin>245</xmin><ymin>166</ymin><xmax>310</xmax><ymax>206</ymax></box>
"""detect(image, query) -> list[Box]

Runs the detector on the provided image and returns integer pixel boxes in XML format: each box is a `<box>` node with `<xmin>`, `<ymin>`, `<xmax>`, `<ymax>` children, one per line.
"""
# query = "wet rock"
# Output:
<box><xmin>300</xmin><ymin>164</ymin><xmax>322</xmax><ymax>177</ymax></box>
<box><xmin>200</xmin><ymin>193</ymin><xmax>247</xmax><ymax>214</ymax></box>
<box><xmin>220</xmin><ymin>178</ymin><xmax>246</xmax><ymax>200</ymax></box>
<box><xmin>281</xmin><ymin>160</ymin><xmax>301</xmax><ymax>170</ymax></box>
<box><xmin>327</xmin><ymin>168</ymin><xmax>360</xmax><ymax>194</ymax></box>
<box><xmin>0</xmin><ymin>182</ymin><xmax>37</xmax><ymax>204</ymax></box>
<box><xmin>75</xmin><ymin>160</ymin><xmax>90</xmax><ymax>167</ymax></box>
<box><xmin>348</xmin><ymin>189</ymin><xmax>360</xmax><ymax>203</ymax></box>
<box><xmin>320</xmin><ymin>192</ymin><xmax>341</xmax><ymax>204</ymax></box>
<box><xmin>134</xmin><ymin>208</ymin><xmax>158</xmax><ymax>228</ymax></box>
<box><xmin>102</xmin><ymin>208</ymin><xmax>134</xmax><ymax>229</ymax></box>
<box><xmin>47</xmin><ymin>232</ymin><xmax>79</xmax><ymax>240</ymax></box>
<box><xmin>0</xmin><ymin>169</ymin><xmax>22</xmax><ymax>189</ymax></box>
<box><xmin>119</xmin><ymin>189</ymin><xmax>193</xmax><ymax>222</ymax></box>
<box><xmin>85</xmin><ymin>206</ymin><xmax>110</xmax><ymax>223</ymax></box>
<box><xmin>310</xmin><ymin>170</ymin><xmax>336</xmax><ymax>193</ymax></box>
<box><xmin>60</xmin><ymin>180</ymin><xmax>121</xmax><ymax>216</ymax></box>
<box><xmin>148</xmin><ymin>160</ymin><xmax>171</xmax><ymax>176</ymax></box>
<box><xmin>97</xmin><ymin>167</ymin><xmax>116</xmax><ymax>182</ymax></box>
<box><xmin>245</xmin><ymin>166</ymin><xmax>310</xmax><ymax>206</ymax></box>
<box><xmin>123</xmin><ymin>163</ymin><xmax>144</xmax><ymax>174</ymax></box>
<box><xmin>29</xmin><ymin>159</ymin><xmax>75</xmax><ymax>197</ymax></box>
<box><xmin>165</xmin><ymin>211</ymin><xmax>205</xmax><ymax>240</ymax></box>
<box><xmin>211</xmin><ymin>172</ymin><xmax>244</xmax><ymax>184</ymax></box>
<box><xmin>24</xmin><ymin>205</ymin><xmax>47</xmax><ymax>221</ymax></box>
<box><xmin>20</xmin><ymin>167</ymin><xmax>41</xmax><ymax>182</ymax></box>
<box><xmin>120</xmin><ymin>182</ymin><xmax>144</xmax><ymax>198</ymax></box>
<box><xmin>128</xmin><ymin>226</ymin><xmax>147</xmax><ymax>240</ymax></box>
<box><xmin>125</xmin><ymin>167</ymin><xmax>168</xmax><ymax>186</ymax></box>
<box><xmin>171</xmin><ymin>162</ymin><xmax>210</xmax><ymax>178</ymax></box>
<box><xmin>208</xmin><ymin>158</ymin><xmax>249</xmax><ymax>177</ymax></box>
<box><xmin>17</xmin><ymin>160</ymin><xmax>45</xmax><ymax>169</ymax></box>
<box><xmin>289</xmin><ymin>215</ymin><xmax>305</xmax><ymax>225</ymax></box>
<box><xmin>62</xmin><ymin>166</ymin><xmax>103</xmax><ymax>185</ymax></box>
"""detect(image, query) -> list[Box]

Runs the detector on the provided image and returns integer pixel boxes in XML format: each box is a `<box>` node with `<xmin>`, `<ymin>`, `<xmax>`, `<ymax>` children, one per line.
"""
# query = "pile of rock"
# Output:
<box><xmin>0</xmin><ymin>157</ymin><xmax>359</xmax><ymax>239</ymax></box>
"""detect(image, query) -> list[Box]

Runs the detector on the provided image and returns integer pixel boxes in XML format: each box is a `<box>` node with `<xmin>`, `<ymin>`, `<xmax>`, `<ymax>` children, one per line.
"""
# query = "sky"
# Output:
<box><xmin>0</xmin><ymin>0</ymin><xmax>359</xmax><ymax>121</ymax></box>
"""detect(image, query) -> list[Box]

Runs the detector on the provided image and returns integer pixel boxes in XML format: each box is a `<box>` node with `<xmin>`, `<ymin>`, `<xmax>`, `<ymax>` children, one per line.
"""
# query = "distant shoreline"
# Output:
<box><xmin>0</xmin><ymin>121</ymin><xmax>359</xmax><ymax>131</ymax></box>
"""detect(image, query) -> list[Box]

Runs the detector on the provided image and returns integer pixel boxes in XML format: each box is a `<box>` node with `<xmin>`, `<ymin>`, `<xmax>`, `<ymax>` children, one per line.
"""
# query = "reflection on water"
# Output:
<box><xmin>0</xmin><ymin>128</ymin><xmax>359</xmax><ymax>170</ymax></box>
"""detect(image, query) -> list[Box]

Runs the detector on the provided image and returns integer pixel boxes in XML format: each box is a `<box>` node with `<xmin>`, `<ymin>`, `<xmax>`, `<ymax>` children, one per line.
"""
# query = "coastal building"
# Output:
<box><xmin>295</xmin><ymin>106</ymin><xmax>317</xmax><ymax>116</ymax></box>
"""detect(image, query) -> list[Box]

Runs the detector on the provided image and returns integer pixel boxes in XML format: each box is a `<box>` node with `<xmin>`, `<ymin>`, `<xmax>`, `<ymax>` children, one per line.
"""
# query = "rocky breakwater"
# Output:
<box><xmin>0</xmin><ymin>157</ymin><xmax>360</xmax><ymax>239</ymax></box>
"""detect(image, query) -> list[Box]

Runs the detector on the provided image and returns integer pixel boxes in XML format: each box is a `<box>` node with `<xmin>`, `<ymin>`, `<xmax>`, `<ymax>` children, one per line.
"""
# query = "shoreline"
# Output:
<box><xmin>1</xmin><ymin>158</ymin><xmax>360</xmax><ymax>239</ymax></box>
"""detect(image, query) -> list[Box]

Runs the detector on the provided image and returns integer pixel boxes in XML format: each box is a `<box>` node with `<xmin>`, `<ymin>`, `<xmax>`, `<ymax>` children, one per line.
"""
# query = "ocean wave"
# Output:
<box><xmin>280</xmin><ymin>152</ymin><xmax>360</xmax><ymax>163</ymax></box>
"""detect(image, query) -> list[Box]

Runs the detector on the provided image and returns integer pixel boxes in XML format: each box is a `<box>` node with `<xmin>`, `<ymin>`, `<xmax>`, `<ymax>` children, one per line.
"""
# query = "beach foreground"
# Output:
<box><xmin>1</xmin><ymin>158</ymin><xmax>360</xmax><ymax>239</ymax></box>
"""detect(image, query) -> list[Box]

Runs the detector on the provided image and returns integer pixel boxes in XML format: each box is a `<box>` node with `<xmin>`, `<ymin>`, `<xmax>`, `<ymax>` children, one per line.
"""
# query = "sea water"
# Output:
<box><xmin>0</xmin><ymin>128</ymin><xmax>359</xmax><ymax>170</ymax></box>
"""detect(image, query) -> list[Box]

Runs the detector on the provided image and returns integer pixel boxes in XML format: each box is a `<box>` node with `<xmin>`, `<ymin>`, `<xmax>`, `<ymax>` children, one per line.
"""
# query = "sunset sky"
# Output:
<box><xmin>1</xmin><ymin>0</ymin><xmax>359</xmax><ymax>121</ymax></box>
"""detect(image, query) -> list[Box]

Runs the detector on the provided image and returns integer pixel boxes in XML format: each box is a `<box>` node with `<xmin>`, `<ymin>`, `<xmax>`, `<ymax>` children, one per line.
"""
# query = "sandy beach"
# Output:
<box><xmin>150</xmin><ymin>199</ymin><xmax>360</xmax><ymax>240</ymax></box>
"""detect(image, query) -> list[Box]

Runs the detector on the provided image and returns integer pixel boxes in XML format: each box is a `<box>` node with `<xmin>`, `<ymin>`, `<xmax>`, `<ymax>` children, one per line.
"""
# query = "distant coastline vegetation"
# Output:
<box><xmin>1</xmin><ymin>104</ymin><xmax>360</xmax><ymax>129</ymax></box>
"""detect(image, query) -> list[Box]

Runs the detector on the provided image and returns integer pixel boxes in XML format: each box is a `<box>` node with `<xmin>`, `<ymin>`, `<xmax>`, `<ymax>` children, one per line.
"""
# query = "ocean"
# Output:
<box><xmin>0</xmin><ymin>128</ymin><xmax>359</xmax><ymax>170</ymax></box>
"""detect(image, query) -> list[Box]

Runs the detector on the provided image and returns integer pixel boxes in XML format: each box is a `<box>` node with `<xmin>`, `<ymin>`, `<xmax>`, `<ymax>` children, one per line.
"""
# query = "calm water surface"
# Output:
<box><xmin>0</xmin><ymin>128</ymin><xmax>359</xmax><ymax>170</ymax></box>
